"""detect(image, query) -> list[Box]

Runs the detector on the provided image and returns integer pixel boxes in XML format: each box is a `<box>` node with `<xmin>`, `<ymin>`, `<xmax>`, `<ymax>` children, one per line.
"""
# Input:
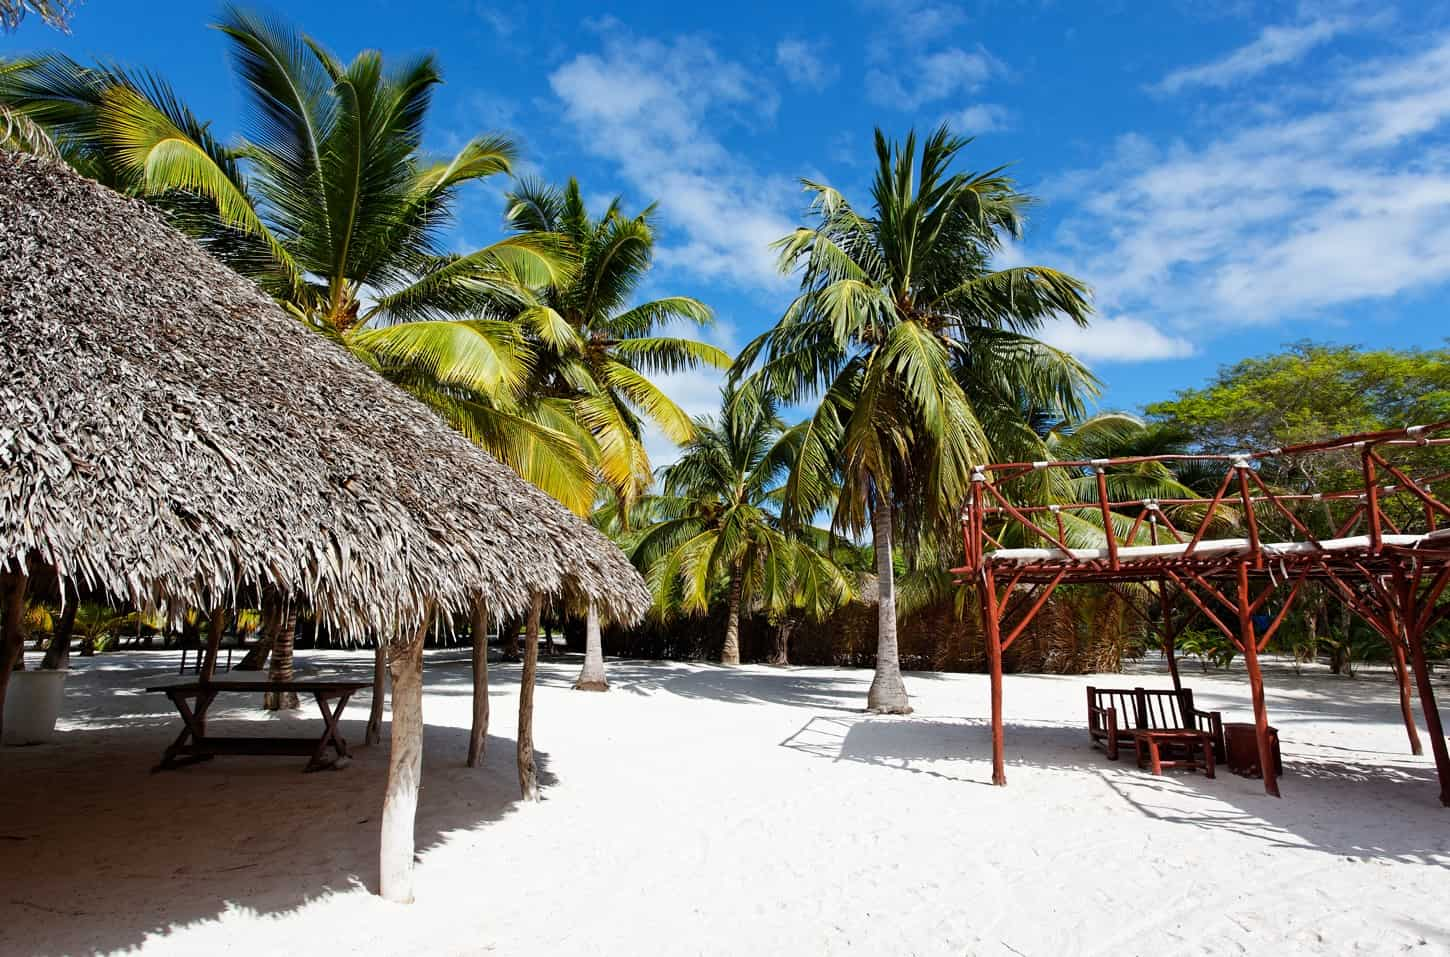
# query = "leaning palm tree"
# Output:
<box><xmin>0</xmin><ymin>9</ymin><xmax>593</xmax><ymax>508</ymax></box>
<box><xmin>635</xmin><ymin>385</ymin><xmax>852</xmax><ymax>664</ymax></box>
<box><xmin>736</xmin><ymin>125</ymin><xmax>1095</xmax><ymax>712</ymax></box>
<box><xmin>502</xmin><ymin>178</ymin><xmax>729</xmax><ymax>505</ymax></box>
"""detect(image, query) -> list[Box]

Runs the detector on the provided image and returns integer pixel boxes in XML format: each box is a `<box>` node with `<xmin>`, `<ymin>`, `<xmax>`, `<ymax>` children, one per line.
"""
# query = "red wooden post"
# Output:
<box><xmin>980</xmin><ymin>564</ymin><xmax>1007</xmax><ymax>787</ymax></box>
<box><xmin>1096</xmin><ymin>467</ymin><xmax>1118</xmax><ymax>570</ymax></box>
<box><xmin>1236</xmin><ymin>561</ymin><xmax>1280</xmax><ymax>798</ymax></box>
<box><xmin>1396</xmin><ymin>564</ymin><xmax>1450</xmax><ymax>806</ymax></box>
<box><xmin>1386</xmin><ymin>631</ymin><xmax>1424</xmax><ymax>757</ymax></box>
<box><xmin>1364</xmin><ymin>449</ymin><xmax>1384</xmax><ymax>553</ymax></box>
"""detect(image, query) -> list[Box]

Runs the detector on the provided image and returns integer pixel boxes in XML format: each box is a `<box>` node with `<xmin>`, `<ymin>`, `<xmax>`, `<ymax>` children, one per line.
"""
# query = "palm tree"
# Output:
<box><xmin>636</xmin><ymin>385</ymin><xmax>852</xmax><ymax>664</ymax></box>
<box><xmin>0</xmin><ymin>0</ymin><xmax>74</xmax><ymax>33</ymax></box>
<box><xmin>501</xmin><ymin>178</ymin><xmax>729</xmax><ymax>506</ymax></box>
<box><xmin>0</xmin><ymin>9</ymin><xmax>594</xmax><ymax>508</ymax></box>
<box><xmin>736</xmin><ymin>125</ymin><xmax>1095</xmax><ymax>712</ymax></box>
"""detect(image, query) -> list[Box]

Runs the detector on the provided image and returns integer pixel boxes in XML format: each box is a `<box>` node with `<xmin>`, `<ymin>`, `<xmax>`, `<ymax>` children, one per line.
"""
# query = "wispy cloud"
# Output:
<box><xmin>859</xmin><ymin>0</ymin><xmax>1004</xmax><ymax>111</ymax></box>
<box><xmin>776</xmin><ymin>39</ymin><xmax>838</xmax><ymax>90</ymax></box>
<box><xmin>947</xmin><ymin>103</ymin><xmax>1012</xmax><ymax>134</ymax></box>
<box><xmin>867</xmin><ymin>47</ymin><xmax>1002</xmax><ymax>109</ymax></box>
<box><xmin>1047</xmin><ymin>32</ymin><xmax>1450</xmax><ymax>354</ymax></box>
<box><xmin>548</xmin><ymin>24</ymin><xmax>796</xmax><ymax>293</ymax></box>
<box><xmin>1153</xmin><ymin>15</ymin><xmax>1359</xmax><ymax>94</ymax></box>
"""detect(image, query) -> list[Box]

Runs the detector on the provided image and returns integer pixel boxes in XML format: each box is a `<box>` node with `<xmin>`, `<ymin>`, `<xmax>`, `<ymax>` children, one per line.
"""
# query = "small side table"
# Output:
<box><xmin>1223</xmin><ymin>722</ymin><xmax>1283</xmax><ymax>778</ymax></box>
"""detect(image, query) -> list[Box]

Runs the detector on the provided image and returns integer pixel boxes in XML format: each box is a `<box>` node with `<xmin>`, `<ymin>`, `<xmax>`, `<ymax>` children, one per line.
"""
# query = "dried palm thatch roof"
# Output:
<box><xmin>0</xmin><ymin>151</ymin><xmax>649</xmax><ymax>636</ymax></box>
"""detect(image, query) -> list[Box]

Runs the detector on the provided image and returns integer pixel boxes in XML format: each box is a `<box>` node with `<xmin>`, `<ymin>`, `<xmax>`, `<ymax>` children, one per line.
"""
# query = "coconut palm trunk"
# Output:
<box><xmin>379</xmin><ymin>607</ymin><xmax>431</xmax><ymax>904</ymax></box>
<box><xmin>574</xmin><ymin>601</ymin><xmax>609</xmax><ymax>691</ymax></box>
<box><xmin>40</xmin><ymin>588</ymin><xmax>77</xmax><ymax>670</ymax></box>
<box><xmin>365</xmin><ymin>640</ymin><xmax>387</xmax><ymax>746</ymax></box>
<box><xmin>867</xmin><ymin>502</ymin><xmax>911</xmax><ymax>714</ymax></box>
<box><xmin>517</xmin><ymin>593</ymin><xmax>543</xmax><ymax>801</ymax></box>
<box><xmin>263</xmin><ymin>597</ymin><xmax>298</xmax><ymax>711</ymax></box>
<box><xmin>721</xmin><ymin>565</ymin><xmax>744</xmax><ymax>665</ymax></box>
<box><xmin>234</xmin><ymin>632</ymin><xmax>272</xmax><ymax>671</ymax></box>
<box><xmin>769</xmin><ymin>618</ymin><xmax>795</xmax><ymax>666</ymax></box>
<box><xmin>467</xmin><ymin>597</ymin><xmax>490</xmax><ymax>766</ymax></box>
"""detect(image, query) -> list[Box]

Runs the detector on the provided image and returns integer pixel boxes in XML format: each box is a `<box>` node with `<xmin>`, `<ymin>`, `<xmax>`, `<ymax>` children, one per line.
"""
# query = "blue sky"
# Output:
<box><xmin>7</xmin><ymin>0</ymin><xmax>1450</xmax><ymax>463</ymax></box>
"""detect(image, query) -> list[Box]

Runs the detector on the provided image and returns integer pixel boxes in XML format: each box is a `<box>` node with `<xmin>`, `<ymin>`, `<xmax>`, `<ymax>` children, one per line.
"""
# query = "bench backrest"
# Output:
<box><xmin>1089</xmin><ymin>687</ymin><xmax>1195</xmax><ymax>731</ymax></box>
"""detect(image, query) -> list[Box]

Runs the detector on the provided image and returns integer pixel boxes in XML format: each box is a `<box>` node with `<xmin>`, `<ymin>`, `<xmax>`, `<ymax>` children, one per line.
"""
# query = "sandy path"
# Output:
<box><xmin>1</xmin><ymin>651</ymin><xmax>1447</xmax><ymax>955</ymax></box>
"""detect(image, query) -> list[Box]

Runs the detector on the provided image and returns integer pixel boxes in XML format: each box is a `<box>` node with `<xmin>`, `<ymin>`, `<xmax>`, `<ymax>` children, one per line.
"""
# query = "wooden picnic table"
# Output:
<box><xmin>146</xmin><ymin>679</ymin><xmax>372</xmax><ymax>772</ymax></box>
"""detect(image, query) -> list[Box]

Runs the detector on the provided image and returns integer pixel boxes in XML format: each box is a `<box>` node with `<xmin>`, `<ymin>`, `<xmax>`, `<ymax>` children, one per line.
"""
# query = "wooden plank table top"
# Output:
<box><xmin>145</xmin><ymin>679</ymin><xmax>372</xmax><ymax>694</ymax></box>
<box><xmin>147</xmin><ymin>679</ymin><xmax>373</xmax><ymax>772</ymax></box>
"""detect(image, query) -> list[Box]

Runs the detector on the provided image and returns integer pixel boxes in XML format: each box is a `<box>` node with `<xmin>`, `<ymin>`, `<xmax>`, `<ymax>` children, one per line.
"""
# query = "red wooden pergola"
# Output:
<box><xmin>954</xmin><ymin>422</ymin><xmax>1450</xmax><ymax>804</ymax></box>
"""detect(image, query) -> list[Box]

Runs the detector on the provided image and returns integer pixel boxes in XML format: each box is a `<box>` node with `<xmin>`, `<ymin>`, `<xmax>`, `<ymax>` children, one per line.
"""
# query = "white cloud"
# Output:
<box><xmin>860</xmin><ymin>0</ymin><xmax>967</xmax><ymax>50</ymax></box>
<box><xmin>776</xmin><ymin>39</ymin><xmax>838</xmax><ymax>90</ymax></box>
<box><xmin>549</xmin><ymin>28</ymin><xmax>796</xmax><ymax>293</ymax></box>
<box><xmin>867</xmin><ymin>47</ymin><xmax>1001</xmax><ymax>110</ymax></box>
<box><xmin>1047</xmin><ymin>32</ymin><xmax>1450</xmax><ymax>349</ymax></box>
<box><xmin>1153</xmin><ymin>16</ymin><xmax>1357</xmax><ymax>94</ymax></box>
<box><xmin>947</xmin><ymin>103</ymin><xmax>1011</xmax><ymax>134</ymax></box>
<box><xmin>858</xmin><ymin>0</ymin><xmax>1003</xmax><ymax>111</ymax></box>
<box><xmin>1040</xmin><ymin>316</ymin><xmax>1194</xmax><ymax>363</ymax></box>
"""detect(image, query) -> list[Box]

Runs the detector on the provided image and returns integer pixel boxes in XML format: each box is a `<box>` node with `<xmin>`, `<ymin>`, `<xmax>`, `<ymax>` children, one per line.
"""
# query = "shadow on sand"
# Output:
<box><xmin>779</xmin><ymin>712</ymin><xmax>1450</xmax><ymax>865</ymax></box>
<box><xmin>0</xmin><ymin>657</ymin><xmax>548</xmax><ymax>957</ymax></box>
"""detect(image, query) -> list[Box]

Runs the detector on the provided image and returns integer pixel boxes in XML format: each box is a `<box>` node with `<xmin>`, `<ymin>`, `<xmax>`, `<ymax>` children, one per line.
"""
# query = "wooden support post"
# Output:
<box><xmin>467</xmin><ymin>597</ymin><xmax>490</xmax><ymax>767</ymax></box>
<box><xmin>1398</xmin><ymin>567</ymin><xmax>1450</xmax><ymax>806</ymax></box>
<box><xmin>1236</xmin><ymin>562</ymin><xmax>1280</xmax><ymax>798</ymax></box>
<box><xmin>1387</xmin><ymin>631</ymin><xmax>1424</xmax><ymax>757</ymax></box>
<box><xmin>980</xmin><ymin>566</ymin><xmax>1007</xmax><ymax>787</ymax></box>
<box><xmin>379</xmin><ymin>604</ymin><xmax>433</xmax><ymax>904</ymax></box>
<box><xmin>517</xmin><ymin>592</ymin><xmax>543</xmax><ymax>801</ymax></box>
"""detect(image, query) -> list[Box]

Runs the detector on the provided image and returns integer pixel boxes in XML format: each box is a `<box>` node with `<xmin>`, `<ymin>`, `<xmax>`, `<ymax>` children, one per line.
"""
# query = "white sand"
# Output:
<box><xmin>2</xmin><ymin>650</ymin><xmax>1448</xmax><ymax>956</ymax></box>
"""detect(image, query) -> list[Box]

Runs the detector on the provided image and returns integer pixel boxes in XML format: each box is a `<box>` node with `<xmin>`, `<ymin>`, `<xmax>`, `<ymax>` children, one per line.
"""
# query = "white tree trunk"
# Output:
<box><xmin>467</xmin><ymin>597</ymin><xmax>490</xmax><ymax>766</ymax></box>
<box><xmin>517</xmin><ymin>593</ymin><xmax>542</xmax><ymax>801</ymax></box>
<box><xmin>365</xmin><ymin>640</ymin><xmax>386</xmax><ymax>746</ymax></box>
<box><xmin>573</xmin><ymin>601</ymin><xmax>609</xmax><ymax>691</ymax></box>
<box><xmin>379</xmin><ymin>607</ymin><xmax>432</xmax><ymax>904</ymax></box>
<box><xmin>866</xmin><ymin>503</ymin><xmax>911</xmax><ymax>714</ymax></box>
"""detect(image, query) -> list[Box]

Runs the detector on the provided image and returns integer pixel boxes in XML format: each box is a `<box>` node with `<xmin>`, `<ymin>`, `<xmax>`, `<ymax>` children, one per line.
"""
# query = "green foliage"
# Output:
<box><xmin>1176</xmin><ymin>628</ymin><xmax>1238</xmax><ymax>672</ymax></box>
<box><xmin>635</xmin><ymin>383</ymin><xmax>855</xmax><ymax>631</ymax></box>
<box><xmin>1148</xmin><ymin>341</ymin><xmax>1450</xmax><ymax>454</ymax></box>
<box><xmin>500</xmin><ymin>178</ymin><xmax>725</xmax><ymax>506</ymax></box>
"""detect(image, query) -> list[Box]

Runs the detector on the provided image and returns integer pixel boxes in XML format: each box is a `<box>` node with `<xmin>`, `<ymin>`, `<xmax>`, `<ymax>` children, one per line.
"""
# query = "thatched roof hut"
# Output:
<box><xmin>0</xmin><ymin>150</ymin><xmax>648</xmax><ymax>630</ymax></box>
<box><xmin>0</xmin><ymin>150</ymin><xmax>649</xmax><ymax>902</ymax></box>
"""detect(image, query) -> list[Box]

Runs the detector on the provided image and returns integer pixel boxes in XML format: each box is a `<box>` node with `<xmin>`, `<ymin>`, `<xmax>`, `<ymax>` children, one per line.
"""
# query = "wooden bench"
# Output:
<box><xmin>1087</xmin><ymin>686</ymin><xmax>1224</xmax><ymax>762</ymax></box>
<box><xmin>146</xmin><ymin>679</ymin><xmax>372</xmax><ymax>772</ymax></box>
<box><xmin>1133</xmin><ymin>729</ymin><xmax>1215</xmax><ymax>777</ymax></box>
